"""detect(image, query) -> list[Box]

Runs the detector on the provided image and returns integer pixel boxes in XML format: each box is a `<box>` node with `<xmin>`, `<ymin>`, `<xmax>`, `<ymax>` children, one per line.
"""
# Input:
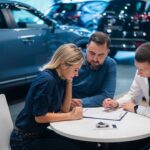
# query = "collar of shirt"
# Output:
<box><xmin>46</xmin><ymin>69</ymin><xmax>65</xmax><ymax>84</ymax></box>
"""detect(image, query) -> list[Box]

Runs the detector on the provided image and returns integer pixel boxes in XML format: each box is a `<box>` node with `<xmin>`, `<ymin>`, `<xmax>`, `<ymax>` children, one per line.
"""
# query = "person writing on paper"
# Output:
<box><xmin>103</xmin><ymin>43</ymin><xmax>150</xmax><ymax>117</ymax></box>
<box><xmin>10</xmin><ymin>43</ymin><xmax>84</xmax><ymax>150</ymax></box>
<box><xmin>103</xmin><ymin>43</ymin><xmax>150</xmax><ymax>150</ymax></box>
<box><xmin>72</xmin><ymin>32</ymin><xmax>117</xmax><ymax>107</ymax></box>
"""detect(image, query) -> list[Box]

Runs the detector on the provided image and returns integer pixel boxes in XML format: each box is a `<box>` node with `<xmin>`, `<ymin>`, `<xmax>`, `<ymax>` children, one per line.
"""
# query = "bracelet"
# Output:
<box><xmin>134</xmin><ymin>105</ymin><xmax>138</xmax><ymax>113</ymax></box>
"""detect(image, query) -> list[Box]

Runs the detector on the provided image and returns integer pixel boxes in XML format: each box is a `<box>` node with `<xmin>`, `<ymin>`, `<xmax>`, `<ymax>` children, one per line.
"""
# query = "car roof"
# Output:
<box><xmin>54</xmin><ymin>0</ymin><xmax>110</xmax><ymax>4</ymax></box>
<box><xmin>0</xmin><ymin>0</ymin><xmax>35</xmax><ymax>8</ymax></box>
<box><xmin>0</xmin><ymin>0</ymin><xmax>52</xmax><ymax>25</ymax></box>
<box><xmin>108</xmin><ymin>0</ymin><xmax>149</xmax><ymax>2</ymax></box>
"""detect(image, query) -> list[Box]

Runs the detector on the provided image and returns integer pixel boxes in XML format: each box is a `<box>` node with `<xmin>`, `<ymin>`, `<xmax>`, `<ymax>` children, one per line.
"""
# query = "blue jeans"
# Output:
<box><xmin>10</xmin><ymin>129</ymin><xmax>81</xmax><ymax>150</ymax></box>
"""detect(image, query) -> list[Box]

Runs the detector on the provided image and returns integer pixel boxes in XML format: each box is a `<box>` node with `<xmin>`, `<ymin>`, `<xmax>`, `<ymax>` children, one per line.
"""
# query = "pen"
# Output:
<box><xmin>83</xmin><ymin>108</ymin><xmax>88</xmax><ymax>112</ymax></box>
<box><xmin>103</xmin><ymin>108</ymin><xmax>116</xmax><ymax>112</ymax></box>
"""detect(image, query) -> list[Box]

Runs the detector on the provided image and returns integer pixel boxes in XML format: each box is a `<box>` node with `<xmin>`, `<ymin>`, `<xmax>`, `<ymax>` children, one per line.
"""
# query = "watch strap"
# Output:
<box><xmin>134</xmin><ymin>105</ymin><xmax>138</xmax><ymax>113</ymax></box>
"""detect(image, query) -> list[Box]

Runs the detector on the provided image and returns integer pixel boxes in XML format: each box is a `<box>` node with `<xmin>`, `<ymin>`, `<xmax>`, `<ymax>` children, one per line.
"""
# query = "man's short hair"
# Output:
<box><xmin>135</xmin><ymin>43</ymin><xmax>150</xmax><ymax>64</ymax></box>
<box><xmin>88</xmin><ymin>32</ymin><xmax>110</xmax><ymax>48</ymax></box>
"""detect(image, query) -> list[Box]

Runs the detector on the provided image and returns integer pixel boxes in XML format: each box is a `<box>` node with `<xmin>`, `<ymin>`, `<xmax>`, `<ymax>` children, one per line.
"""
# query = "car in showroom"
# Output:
<box><xmin>0</xmin><ymin>1</ymin><xmax>90</xmax><ymax>91</ymax></box>
<box><xmin>45</xmin><ymin>0</ymin><xmax>109</xmax><ymax>31</ymax></box>
<box><xmin>97</xmin><ymin>0</ymin><xmax>150</xmax><ymax>56</ymax></box>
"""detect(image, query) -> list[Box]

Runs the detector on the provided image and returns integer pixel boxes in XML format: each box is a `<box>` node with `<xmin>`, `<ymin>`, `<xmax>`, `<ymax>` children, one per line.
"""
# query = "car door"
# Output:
<box><xmin>10</xmin><ymin>6</ymin><xmax>51</xmax><ymax>77</ymax></box>
<box><xmin>0</xmin><ymin>4</ymin><xmax>52</xmax><ymax>88</ymax></box>
<box><xmin>0</xmin><ymin>9</ymin><xmax>26</xmax><ymax>88</ymax></box>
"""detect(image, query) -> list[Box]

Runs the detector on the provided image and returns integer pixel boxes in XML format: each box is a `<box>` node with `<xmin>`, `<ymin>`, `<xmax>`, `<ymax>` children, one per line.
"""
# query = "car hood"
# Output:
<box><xmin>55</xmin><ymin>24</ymin><xmax>92</xmax><ymax>37</ymax></box>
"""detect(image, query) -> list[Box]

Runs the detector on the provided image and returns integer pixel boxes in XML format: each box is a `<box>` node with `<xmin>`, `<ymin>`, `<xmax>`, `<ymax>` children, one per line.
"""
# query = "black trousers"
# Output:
<box><xmin>79</xmin><ymin>141</ymin><xmax>98</xmax><ymax>150</ymax></box>
<box><xmin>10</xmin><ymin>129</ymin><xmax>81</xmax><ymax>150</ymax></box>
<box><xmin>103</xmin><ymin>137</ymin><xmax>150</xmax><ymax>150</ymax></box>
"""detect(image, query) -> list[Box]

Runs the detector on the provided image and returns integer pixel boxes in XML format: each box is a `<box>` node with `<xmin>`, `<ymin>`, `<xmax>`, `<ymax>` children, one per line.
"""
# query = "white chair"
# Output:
<box><xmin>0</xmin><ymin>94</ymin><xmax>14</xmax><ymax>150</ymax></box>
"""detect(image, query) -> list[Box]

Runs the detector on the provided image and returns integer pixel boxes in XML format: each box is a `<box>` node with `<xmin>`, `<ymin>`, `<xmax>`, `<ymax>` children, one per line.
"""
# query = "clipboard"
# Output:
<box><xmin>83</xmin><ymin>107</ymin><xmax>128</xmax><ymax>121</ymax></box>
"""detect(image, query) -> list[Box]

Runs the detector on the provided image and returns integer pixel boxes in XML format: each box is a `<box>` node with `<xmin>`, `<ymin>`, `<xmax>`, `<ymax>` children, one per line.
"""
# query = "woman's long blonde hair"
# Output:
<box><xmin>43</xmin><ymin>43</ymin><xmax>84</xmax><ymax>70</ymax></box>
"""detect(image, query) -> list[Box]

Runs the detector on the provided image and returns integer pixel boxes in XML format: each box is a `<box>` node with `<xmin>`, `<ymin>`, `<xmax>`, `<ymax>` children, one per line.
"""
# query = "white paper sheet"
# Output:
<box><xmin>83</xmin><ymin>107</ymin><xmax>127</xmax><ymax>121</ymax></box>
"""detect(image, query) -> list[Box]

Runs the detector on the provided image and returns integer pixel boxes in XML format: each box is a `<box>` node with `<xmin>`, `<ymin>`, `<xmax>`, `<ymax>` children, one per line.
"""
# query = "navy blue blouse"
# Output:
<box><xmin>15</xmin><ymin>69</ymin><xmax>66</xmax><ymax>132</ymax></box>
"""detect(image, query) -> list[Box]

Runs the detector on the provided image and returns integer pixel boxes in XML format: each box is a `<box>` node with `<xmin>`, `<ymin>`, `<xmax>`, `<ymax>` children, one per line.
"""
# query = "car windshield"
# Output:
<box><xmin>54</xmin><ymin>3</ymin><xmax>77</xmax><ymax>12</ymax></box>
<box><xmin>105</xmin><ymin>1</ymin><xmax>146</xmax><ymax>15</ymax></box>
<box><xmin>46</xmin><ymin>3</ymin><xmax>77</xmax><ymax>15</ymax></box>
<box><xmin>81</xmin><ymin>1</ymin><xmax>109</xmax><ymax>14</ymax></box>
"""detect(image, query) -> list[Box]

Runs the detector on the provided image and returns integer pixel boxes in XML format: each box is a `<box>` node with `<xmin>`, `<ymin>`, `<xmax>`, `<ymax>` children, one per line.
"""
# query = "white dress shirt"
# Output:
<box><xmin>117</xmin><ymin>71</ymin><xmax>150</xmax><ymax>118</ymax></box>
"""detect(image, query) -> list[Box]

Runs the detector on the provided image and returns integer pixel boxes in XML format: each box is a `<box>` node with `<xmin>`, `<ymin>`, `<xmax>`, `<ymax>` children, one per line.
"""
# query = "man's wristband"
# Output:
<box><xmin>134</xmin><ymin>105</ymin><xmax>138</xmax><ymax>113</ymax></box>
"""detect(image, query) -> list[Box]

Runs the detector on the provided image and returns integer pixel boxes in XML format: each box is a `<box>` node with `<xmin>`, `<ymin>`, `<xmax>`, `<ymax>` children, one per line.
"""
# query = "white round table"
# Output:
<box><xmin>50</xmin><ymin>111</ymin><xmax>150</xmax><ymax>143</ymax></box>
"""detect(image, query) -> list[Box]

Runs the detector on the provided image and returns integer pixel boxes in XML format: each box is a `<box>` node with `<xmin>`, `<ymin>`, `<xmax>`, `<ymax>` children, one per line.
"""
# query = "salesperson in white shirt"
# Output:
<box><xmin>103</xmin><ymin>42</ymin><xmax>150</xmax><ymax>150</ymax></box>
<box><xmin>103</xmin><ymin>43</ymin><xmax>150</xmax><ymax>117</ymax></box>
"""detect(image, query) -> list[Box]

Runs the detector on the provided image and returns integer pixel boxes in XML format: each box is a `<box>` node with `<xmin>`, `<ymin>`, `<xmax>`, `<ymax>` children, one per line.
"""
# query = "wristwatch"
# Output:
<box><xmin>134</xmin><ymin>105</ymin><xmax>138</xmax><ymax>113</ymax></box>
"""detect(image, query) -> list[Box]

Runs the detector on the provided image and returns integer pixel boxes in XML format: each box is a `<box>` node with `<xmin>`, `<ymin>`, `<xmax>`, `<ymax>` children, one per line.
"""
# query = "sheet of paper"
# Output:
<box><xmin>83</xmin><ymin>107</ymin><xmax>127</xmax><ymax>121</ymax></box>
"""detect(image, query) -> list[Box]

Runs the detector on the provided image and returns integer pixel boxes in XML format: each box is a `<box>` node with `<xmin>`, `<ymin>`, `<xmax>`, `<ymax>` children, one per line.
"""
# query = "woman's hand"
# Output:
<box><xmin>70</xmin><ymin>107</ymin><xmax>83</xmax><ymax>120</ymax></box>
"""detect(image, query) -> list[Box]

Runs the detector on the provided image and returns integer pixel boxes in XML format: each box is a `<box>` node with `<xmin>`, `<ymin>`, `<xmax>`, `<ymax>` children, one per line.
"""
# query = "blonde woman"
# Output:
<box><xmin>10</xmin><ymin>43</ymin><xmax>84</xmax><ymax>150</ymax></box>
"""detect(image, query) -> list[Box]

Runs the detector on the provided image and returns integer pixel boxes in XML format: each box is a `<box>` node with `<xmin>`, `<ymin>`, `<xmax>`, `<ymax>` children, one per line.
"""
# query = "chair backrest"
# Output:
<box><xmin>0</xmin><ymin>94</ymin><xmax>14</xmax><ymax>150</ymax></box>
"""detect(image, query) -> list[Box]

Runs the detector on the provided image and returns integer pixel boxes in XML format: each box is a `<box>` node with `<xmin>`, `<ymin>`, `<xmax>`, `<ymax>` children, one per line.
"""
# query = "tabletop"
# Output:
<box><xmin>50</xmin><ymin>108</ymin><xmax>150</xmax><ymax>143</ymax></box>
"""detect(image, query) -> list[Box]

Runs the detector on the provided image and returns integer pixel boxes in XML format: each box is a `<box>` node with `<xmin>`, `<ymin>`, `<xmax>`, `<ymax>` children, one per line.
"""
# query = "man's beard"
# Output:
<box><xmin>89</xmin><ymin>61</ymin><xmax>101</xmax><ymax>70</ymax></box>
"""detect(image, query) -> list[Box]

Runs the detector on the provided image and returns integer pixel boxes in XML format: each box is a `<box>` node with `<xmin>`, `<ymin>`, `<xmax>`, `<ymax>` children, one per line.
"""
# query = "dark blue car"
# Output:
<box><xmin>0</xmin><ymin>1</ymin><xmax>89</xmax><ymax>91</ymax></box>
<box><xmin>97</xmin><ymin>0</ymin><xmax>150</xmax><ymax>56</ymax></box>
<box><xmin>45</xmin><ymin>0</ymin><xmax>109</xmax><ymax>31</ymax></box>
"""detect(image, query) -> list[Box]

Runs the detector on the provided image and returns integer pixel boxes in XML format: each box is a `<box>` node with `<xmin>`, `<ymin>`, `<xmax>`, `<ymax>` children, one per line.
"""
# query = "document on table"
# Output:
<box><xmin>83</xmin><ymin>107</ymin><xmax>127</xmax><ymax>121</ymax></box>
